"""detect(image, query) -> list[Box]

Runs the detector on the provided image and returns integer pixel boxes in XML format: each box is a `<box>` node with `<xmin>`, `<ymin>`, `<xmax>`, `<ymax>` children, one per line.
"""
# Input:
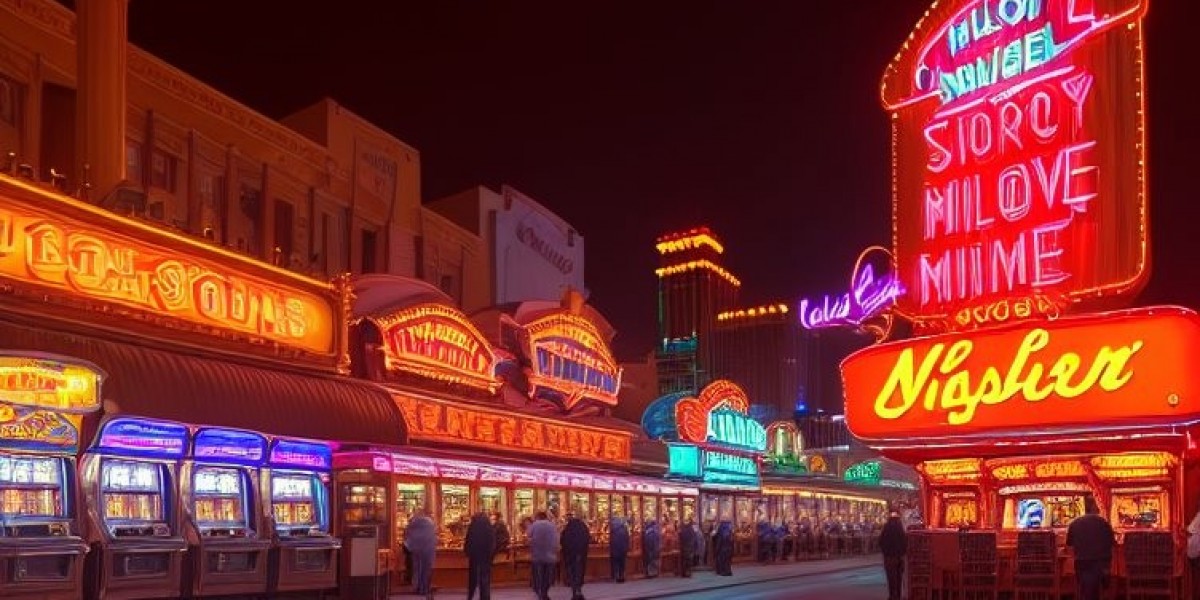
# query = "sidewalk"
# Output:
<box><xmin>390</xmin><ymin>555</ymin><xmax>881</xmax><ymax>600</ymax></box>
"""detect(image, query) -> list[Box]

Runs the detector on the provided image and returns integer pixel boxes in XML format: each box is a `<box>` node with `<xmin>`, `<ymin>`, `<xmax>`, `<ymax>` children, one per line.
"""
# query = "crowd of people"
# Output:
<box><xmin>750</xmin><ymin>515</ymin><xmax>888</xmax><ymax>563</ymax></box>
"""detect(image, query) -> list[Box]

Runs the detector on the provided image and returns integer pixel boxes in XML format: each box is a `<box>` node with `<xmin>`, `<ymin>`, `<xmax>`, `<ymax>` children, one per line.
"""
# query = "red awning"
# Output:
<box><xmin>0</xmin><ymin>316</ymin><xmax>406</xmax><ymax>448</ymax></box>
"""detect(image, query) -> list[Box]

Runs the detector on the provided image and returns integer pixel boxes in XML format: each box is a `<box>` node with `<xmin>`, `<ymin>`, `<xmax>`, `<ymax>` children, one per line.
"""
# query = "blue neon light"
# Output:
<box><xmin>192</xmin><ymin>428</ymin><xmax>267</xmax><ymax>467</ymax></box>
<box><xmin>666</xmin><ymin>444</ymin><xmax>702</xmax><ymax>479</ymax></box>
<box><xmin>94</xmin><ymin>417</ymin><xmax>189</xmax><ymax>459</ymax></box>
<box><xmin>269</xmin><ymin>439</ymin><xmax>332</xmax><ymax>471</ymax></box>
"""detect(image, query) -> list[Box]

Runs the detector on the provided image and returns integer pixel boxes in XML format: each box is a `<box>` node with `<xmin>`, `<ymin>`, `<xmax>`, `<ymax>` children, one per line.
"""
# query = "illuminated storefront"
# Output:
<box><xmin>0</xmin><ymin>176</ymin><xmax>405</xmax><ymax>600</ymax></box>
<box><xmin>843</xmin><ymin>0</ymin><xmax>1174</xmax><ymax>592</ymax></box>
<box><xmin>643</xmin><ymin>380</ymin><xmax>766</xmax><ymax>560</ymax></box>
<box><xmin>351</xmin><ymin>279</ymin><xmax>691</xmax><ymax>586</ymax></box>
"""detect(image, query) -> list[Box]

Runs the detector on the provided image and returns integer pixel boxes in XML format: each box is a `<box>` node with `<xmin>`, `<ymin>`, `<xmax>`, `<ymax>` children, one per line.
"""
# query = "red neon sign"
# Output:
<box><xmin>369</xmin><ymin>304</ymin><xmax>499</xmax><ymax>392</ymax></box>
<box><xmin>882</xmin><ymin>0</ymin><xmax>1148</xmax><ymax>329</ymax></box>
<box><xmin>842</xmin><ymin>307</ymin><xmax>1200</xmax><ymax>442</ymax></box>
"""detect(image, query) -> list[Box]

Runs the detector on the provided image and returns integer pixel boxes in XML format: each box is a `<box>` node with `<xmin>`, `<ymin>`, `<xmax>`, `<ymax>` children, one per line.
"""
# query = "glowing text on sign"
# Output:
<box><xmin>883</xmin><ymin>0</ymin><xmax>1149</xmax><ymax>327</ymax></box>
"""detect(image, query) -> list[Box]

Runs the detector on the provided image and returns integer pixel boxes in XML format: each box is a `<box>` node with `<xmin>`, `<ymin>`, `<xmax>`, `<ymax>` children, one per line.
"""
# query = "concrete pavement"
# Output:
<box><xmin>389</xmin><ymin>555</ymin><xmax>883</xmax><ymax>600</ymax></box>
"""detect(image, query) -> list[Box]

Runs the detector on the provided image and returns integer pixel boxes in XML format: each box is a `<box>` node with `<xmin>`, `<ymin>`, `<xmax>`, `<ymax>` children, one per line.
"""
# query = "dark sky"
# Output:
<box><xmin>122</xmin><ymin>1</ymin><xmax>1200</xmax><ymax>359</ymax></box>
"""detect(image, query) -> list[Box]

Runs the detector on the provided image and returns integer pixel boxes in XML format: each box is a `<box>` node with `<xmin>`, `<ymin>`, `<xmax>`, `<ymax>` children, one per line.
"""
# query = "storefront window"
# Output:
<box><xmin>479</xmin><ymin>486</ymin><xmax>506</xmax><ymax>518</ymax></box>
<box><xmin>683</xmin><ymin>497</ymin><xmax>696</xmax><ymax>523</ymax></box>
<box><xmin>1111</xmin><ymin>488</ymin><xmax>1167</xmax><ymax>530</ymax></box>
<box><xmin>942</xmin><ymin>495</ymin><xmax>980</xmax><ymax>529</ymax></box>
<box><xmin>643</xmin><ymin>496</ymin><xmax>658</xmax><ymax>523</ymax></box>
<box><xmin>546</xmin><ymin>490</ymin><xmax>564</xmax><ymax>525</ymax></box>
<box><xmin>662</xmin><ymin>497</ymin><xmax>680</xmax><ymax>526</ymax></box>
<box><xmin>395</xmin><ymin>483</ymin><xmax>426</xmax><ymax>547</ymax></box>
<box><xmin>341</xmin><ymin>484</ymin><xmax>387</xmax><ymax>525</ymax></box>
<box><xmin>513</xmin><ymin>488</ymin><xmax>536</xmax><ymax>541</ymax></box>
<box><xmin>719</xmin><ymin>496</ymin><xmax>734</xmax><ymax>522</ymax></box>
<box><xmin>440</xmin><ymin>484</ymin><xmax>470</xmax><ymax>549</ymax></box>
<box><xmin>570</xmin><ymin>491</ymin><xmax>591</xmax><ymax>520</ymax></box>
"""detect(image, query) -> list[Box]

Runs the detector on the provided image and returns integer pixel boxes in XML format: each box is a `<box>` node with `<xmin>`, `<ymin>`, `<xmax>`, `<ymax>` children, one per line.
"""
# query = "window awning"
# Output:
<box><xmin>0</xmin><ymin>316</ymin><xmax>406</xmax><ymax>447</ymax></box>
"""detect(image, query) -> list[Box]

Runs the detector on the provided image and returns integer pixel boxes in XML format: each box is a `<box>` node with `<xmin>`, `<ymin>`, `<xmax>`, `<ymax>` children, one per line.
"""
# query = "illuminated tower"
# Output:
<box><xmin>654</xmin><ymin>227</ymin><xmax>740</xmax><ymax>395</ymax></box>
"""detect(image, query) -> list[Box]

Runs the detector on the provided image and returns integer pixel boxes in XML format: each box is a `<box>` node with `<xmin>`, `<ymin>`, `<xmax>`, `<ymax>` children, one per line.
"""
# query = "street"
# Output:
<box><xmin>654</xmin><ymin>565</ymin><xmax>884</xmax><ymax>600</ymax></box>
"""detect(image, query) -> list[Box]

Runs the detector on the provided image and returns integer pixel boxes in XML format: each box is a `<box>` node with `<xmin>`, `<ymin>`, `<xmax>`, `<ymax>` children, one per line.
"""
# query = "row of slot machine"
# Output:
<box><xmin>0</xmin><ymin>407</ymin><xmax>339</xmax><ymax>599</ymax></box>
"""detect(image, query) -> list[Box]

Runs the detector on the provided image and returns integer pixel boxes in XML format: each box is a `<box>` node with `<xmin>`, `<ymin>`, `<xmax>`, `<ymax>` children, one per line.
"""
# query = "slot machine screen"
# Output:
<box><xmin>102</xmin><ymin>460</ymin><xmax>164</xmax><ymax>522</ymax></box>
<box><xmin>193</xmin><ymin>466</ymin><xmax>247</xmax><ymax>528</ymax></box>
<box><xmin>0</xmin><ymin>454</ymin><xmax>64</xmax><ymax>517</ymax></box>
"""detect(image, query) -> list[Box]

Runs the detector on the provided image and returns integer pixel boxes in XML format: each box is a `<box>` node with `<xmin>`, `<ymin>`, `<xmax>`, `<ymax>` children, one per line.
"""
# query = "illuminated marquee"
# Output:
<box><xmin>1091</xmin><ymin>452</ymin><xmax>1174</xmax><ymax>479</ymax></box>
<box><xmin>843</xmin><ymin>307</ymin><xmax>1200</xmax><ymax>442</ymax></box>
<box><xmin>666</xmin><ymin>444</ymin><xmax>760</xmax><ymax>488</ymax></box>
<box><xmin>991</xmin><ymin>459</ymin><xmax>1086</xmax><ymax>481</ymax></box>
<box><xmin>0</xmin><ymin>183</ymin><xmax>337</xmax><ymax>357</ymax></box>
<box><xmin>0</xmin><ymin>355</ymin><xmax>103</xmax><ymax>413</ymax></box>
<box><xmin>0</xmin><ymin>404</ymin><xmax>81</xmax><ymax>451</ymax></box>
<box><xmin>392</xmin><ymin>392</ymin><xmax>632</xmax><ymax>466</ymax></box>
<box><xmin>844</xmin><ymin>460</ymin><xmax>882</xmax><ymax>485</ymax></box>
<box><xmin>882</xmin><ymin>0</ymin><xmax>1149</xmax><ymax>329</ymax></box>
<box><xmin>523</xmin><ymin>313</ymin><xmax>622</xmax><ymax>409</ymax></box>
<box><xmin>675</xmin><ymin>380</ymin><xmax>766</xmax><ymax>453</ymax></box>
<box><xmin>920</xmin><ymin>458</ymin><xmax>982</xmax><ymax>482</ymax></box>
<box><xmin>369</xmin><ymin>304</ymin><xmax>499</xmax><ymax>392</ymax></box>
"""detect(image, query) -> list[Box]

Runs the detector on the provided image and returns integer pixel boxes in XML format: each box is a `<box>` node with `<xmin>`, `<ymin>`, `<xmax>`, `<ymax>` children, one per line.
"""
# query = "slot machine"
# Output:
<box><xmin>264</xmin><ymin>438</ymin><xmax>339</xmax><ymax>595</ymax></box>
<box><xmin>81</xmin><ymin>417</ymin><xmax>189</xmax><ymax>599</ymax></box>
<box><xmin>182</xmin><ymin>427</ymin><xmax>271</xmax><ymax>597</ymax></box>
<box><xmin>0</xmin><ymin>354</ymin><xmax>103</xmax><ymax>599</ymax></box>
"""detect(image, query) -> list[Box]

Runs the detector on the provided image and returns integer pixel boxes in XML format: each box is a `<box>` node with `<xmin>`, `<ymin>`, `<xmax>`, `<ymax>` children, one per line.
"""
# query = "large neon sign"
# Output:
<box><xmin>392</xmin><ymin>392</ymin><xmax>632</xmax><ymax>466</ymax></box>
<box><xmin>675</xmin><ymin>380</ymin><xmax>766</xmax><ymax>453</ymax></box>
<box><xmin>666</xmin><ymin>444</ymin><xmax>760</xmax><ymax>488</ymax></box>
<box><xmin>523</xmin><ymin>313</ymin><xmax>622</xmax><ymax>409</ymax></box>
<box><xmin>0</xmin><ymin>183</ymin><xmax>337</xmax><ymax>357</ymax></box>
<box><xmin>842</xmin><ymin>307</ymin><xmax>1200</xmax><ymax>441</ymax></box>
<box><xmin>882</xmin><ymin>0</ymin><xmax>1149</xmax><ymax>330</ymax></box>
<box><xmin>0</xmin><ymin>355</ymin><xmax>103</xmax><ymax>413</ymax></box>
<box><xmin>369</xmin><ymin>304</ymin><xmax>499</xmax><ymax>392</ymax></box>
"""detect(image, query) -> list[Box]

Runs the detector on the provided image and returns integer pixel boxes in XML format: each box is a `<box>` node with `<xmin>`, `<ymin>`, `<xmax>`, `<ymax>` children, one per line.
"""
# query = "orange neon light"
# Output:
<box><xmin>1090</xmin><ymin>452</ymin><xmax>1175</xmax><ymax>479</ymax></box>
<box><xmin>0</xmin><ymin>356</ymin><xmax>103</xmax><ymax>413</ymax></box>
<box><xmin>0</xmin><ymin>182</ymin><xmax>335</xmax><ymax>355</ymax></box>
<box><xmin>920</xmin><ymin>458</ymin><xmax>981</xmax><ymax>481</ymax></box>
<box><xmin>391</xmin><ymin>393</ymin><xmax>632</xmax><ymax>466</ymax></box>
<box><xmin>990</xmin><ymin>459</ymin><xmax>1086</xmax><ymax>481</ymax></box>
<box><xmin>843</xmin><ymin>307</ymin><xmax>1200</xmax><ymax>441</ymax></box>
<box><xmin>656</xmin><ymin>232</ymin><xmax>725</xmax><ymax>255</ymax></box>
<box><xmin>370</xmin><ymin>304</ymin><xmax>499</xmax><ymax>392</ymax></box>
<box><xmin>655</xmin><ymin>260</ymin><xmax>741</xmax><ymax>287</ymax></box>
<box><xmin>716</xmin><ymin>304</ymin><xmax>790</xmax><ymax>322</ymax></box>
<box><xmin>675</xmin><ymin>379</ymin><xmax>753</xmax><ymax>445</ymax></box>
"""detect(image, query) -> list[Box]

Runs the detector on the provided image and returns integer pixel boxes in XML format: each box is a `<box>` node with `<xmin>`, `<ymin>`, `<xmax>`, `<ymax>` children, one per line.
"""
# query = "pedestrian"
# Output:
<box><xmin>493</xmin><ymin>512</ymin><xmax>511</xmax><ymax>560</ymax></box>
<box><xmin>561</xmin><ymin>513</ymin><xmax>591</xmax><ymax>600</ymax></box>
<box><xmin>642</xmin><ymin>519</ymin><xmax>662</xmax><ymax>577</ymax></box>
<box><xmin>678</xmin><ymin>519</ymin><xmax>697</xmax><ymax>577</ymax></box>
<box><xmin>714</xmin><ymin>520</ymin><xmax>734</xmax><ymax>576</ymax></box>
<box><xmin>609</xmin><ymin>513</ymin><xmax>630</xmax><ymax>583</ymax></box>
<box><xmin>465</xmin><ymin>513</ymin><xmax>496</xmax><ymax>600</ymax></box>
<box><xmin>404</xmin><ymin>509</ymin><xmax>437</xmax><ymax>599</ymax></box>
<box><xmin>528</xmin><ymin>512</ymin><xmax>559</xmax><ymax>600</ymax></box>
<box><xmin>1066</xmin><ymin>498</ymin><xmax>1114</xmax><ymax>600</ymax></box>
<box><xmin>879</xmin><ymin>512</ymin><xmax>908</xmax><ymax>600</ymax></box>
<box><xmin>756</xmin><ymin>520</ymin><xmax>771</xmax><ymax>563</ymax></box>
<box><xmin>693</xmin><ymin>521</ymin><xmax>705</xmax><ymax>570</ymax></box>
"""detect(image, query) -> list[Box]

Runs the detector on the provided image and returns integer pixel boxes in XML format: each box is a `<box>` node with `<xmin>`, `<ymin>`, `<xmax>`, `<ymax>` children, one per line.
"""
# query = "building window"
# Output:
<box><xmin>274</xmin><ymin>199</ymin><xmax>295</xmax><ymax>268</ymax></box>
<box><xmin>361</xmin><ymin>228</ymin><xmax>378</xmax><ymax>274</ymax></box>
<box><xmin>236</xmin><ymin>182</ymin><xmax>262</xmax><ymax>256</ymax></box>
<box><xmin>125</xmin><ymin>140</ymin><xmax>143</xmax><ymax>184</ymax></box>
<box><xmin>197</xmin><ymin>172</ymin><xmax>225</xmax><ymax>241</ymax></box>
<box><xmin>0</xmin><ymin>74</ymin><xmax>22</xmax><ymax>159</ymax></box>
<box><xmin>149</xmin><ymin>149</ymin><xmax>177</xmax><ymax>192</ymax></box>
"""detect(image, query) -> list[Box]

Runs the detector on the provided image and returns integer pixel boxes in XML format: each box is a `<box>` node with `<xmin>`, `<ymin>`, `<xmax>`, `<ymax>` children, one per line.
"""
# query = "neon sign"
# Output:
<box><xmin>369</xmin><ymin>304</ymin><xmax>499</xmax><ymax>392</ymax></box>
<box><xmin>192</xmin><ymin>428</ymin><xmax>267</xmax><ymax>466</ymax></box>
<box><xmin>667</xmin><ymin>444</ymin><xmax>759</xmax><ymax>488</ymax></box>
<box><xmin>392</xmin><ymin>392</ymin><xmax>632</xmax><ymax>466</ymax></box>
<box><xmin>0</xmin><ymin>355</ymin><xmax>103</xmax><ymax>413</ymax></box>
<box><xmin>843</xmin><ymin>307</ymin><xmax>1200</xmax><ymax>441</ymax></box>
<box><xmin>799</xmin><ymin>247</ymin><xmax>905</xmax><ymax>332</ymax></box>
<box><xmin>270</xmin><ymin>439</ymin><xmax>333</xmax><ymax>471</ymax></box>
<box><xmin>94</xmin><ymin>417</ymin><xmax>189</xmax><ymax>459</ymax></box>
<box><xmin>882</xmin><ymin>0</ymin><xmax>1149</xmax><ymax>329</ymax></box>
<box><xmin>0</xmin><ymin>191</ymin><xmax>336</xmax><ymax>355</ymax></box>
<box><xmin>675</xmin><ymin>380</ymin><xmax>766</xmax><ymax>453</ymax></box>
<box><xmin>844</xmin><ymin>460</ymin><xmax>882</xmax><ymax>485</ymax></box>
<box><xmin>523</xmin><ymin>313</ymin><xmax>622</xmax><ymax>409</ymax></box>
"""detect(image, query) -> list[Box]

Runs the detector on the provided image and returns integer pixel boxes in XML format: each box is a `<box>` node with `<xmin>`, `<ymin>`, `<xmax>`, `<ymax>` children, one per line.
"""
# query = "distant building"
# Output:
<box><xmin>653</xmin><ymin>227</ymin><xmax>739</xmax><ymax>395</ymax></box>
<box><xmin>427</xmin><ymin>184</ymin><xmax>584</xmax><ymax>308</ymax></box>
<box><xmin>711</xmin><ymin>304</ymin><xmax>807</xmax><ymax>423</ymax></box>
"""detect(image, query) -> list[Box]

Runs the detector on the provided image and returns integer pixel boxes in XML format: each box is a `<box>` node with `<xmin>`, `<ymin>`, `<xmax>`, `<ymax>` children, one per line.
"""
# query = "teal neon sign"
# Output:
<box><xmin>707</xmin><ymin>407</ymin><xmax>767</xmax><ymax>453</ymax></box>
<box><xmin>667</xmin><ymin>444</ymin><xmax>759</xmax><ymax>488</ymax></box>
<box><xmin>844</xmin><ymin>460</ymin><xmax>882</xmax><ymax>485</ymax></box>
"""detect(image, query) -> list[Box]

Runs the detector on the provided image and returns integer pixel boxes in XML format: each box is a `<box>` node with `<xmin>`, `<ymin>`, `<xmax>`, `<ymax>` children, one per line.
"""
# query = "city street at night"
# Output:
<box><xmin>655</xmin><ymin>567</ymin><xmax>883</xmax><ymax>600</ymax></box>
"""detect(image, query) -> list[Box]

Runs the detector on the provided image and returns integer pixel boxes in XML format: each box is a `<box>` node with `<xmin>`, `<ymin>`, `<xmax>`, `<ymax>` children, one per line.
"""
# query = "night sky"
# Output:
<box><xmin>122</xmin><ymin>0</ymin><xmax>1200</xmax><ymax>359</ymax></box>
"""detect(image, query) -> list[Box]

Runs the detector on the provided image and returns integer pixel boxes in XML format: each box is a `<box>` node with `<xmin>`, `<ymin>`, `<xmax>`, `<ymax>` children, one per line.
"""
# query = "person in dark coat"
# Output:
<box><xmin>714</xmin><ymin>520</ymin><xmax>734</xmax><ymax>576</ymax></box>
<box><xmin>1066</xmin><ymin>498</ymin><xmax>1115</xmax><ymax>600</ymax></box>
<box><xmin>608</xmin><ymin>514</ymin><xmax>630</xmax><ymax>583</ymax></box>
<box><xmin>561</xmin><ymin>515</ymin><xmax>591</xmax><ymax>600</ymax></box>
<box><xmin>492</xmin><ymin>513</ymin><xmax>511</xmax><ymax>560</ymax></box>
<box><xmin>678</xmin><ymin>520</ymin><xmax>698</xmax><ymax>577</ymax></box>
<box><xmin>465</xmin><ymin>513</ymin><xmax>497</xmax><ymax>600</ymax></box>
<box><xmin>641</xmin><ymin>520</ymin><xmax>662</xmax><ymax>577</ymax></box>
<box><xmin>879</xmin><ymin>512</ymin><xmax>908</xmax><ymax>600</ymax></box>
<box><xmin>404</xmin><ymin>511</ymin><xmax>438</xmax><ymax>598</ymax></box>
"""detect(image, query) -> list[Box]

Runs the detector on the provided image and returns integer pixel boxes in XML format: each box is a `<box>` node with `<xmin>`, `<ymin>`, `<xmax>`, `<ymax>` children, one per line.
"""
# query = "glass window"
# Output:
<box><xmin>193</xmin><ymin>467</ymin><xmax>247</xmax><ymax>528</ymax></box>
<box><xmin>150</xmin><ymin>148</ymin><xmax>177</xmax><ymax>192</ymax></box>
<box><xmin>1111</xmin><ymin>489</ymin><xmax>1167</xmax><ymax>530</ymax></box>
<box><xmin>125</xmin><ymin>139</ymin><xmax>143</xmax><ymax>183</ymax></box>
<box><xmin>479</xmin><ymin>486</ymin><xmax>506</xmax><ymax>519</ymax></box>
<box><xmin>643</xmin><ymin>496</ymin><xmax>658</xmax><ymax>523</ymax></box>
<box><xmin>570</xmin><ymin>491</ymin><xmax>590</xmax><ymax>521</ymax></box>
<box><xmin>546</xmin><ymin>490</ymin><xmax>564</xmax><ymax>525</ymax></box>
<box><xmin>513</xmin><ymin>488</ymin><xmax>535</xmax><ymax>542</ymax></box>
<box><xmin>341</xmin><ymin>484</ymin><xmax>386</xmax><ymax>525</ymax></box>
<box><xmin>102</xmin><ymin>460</ymin><xmax>164</xmax><ymax>522</ymax></box>
<box><xmin>395</xmin><ymin>483</ymin><xmax>427</xmax><ymax>534</ymax></box>
<box><xmin>440</xmin><ymin>484</ymin><xmax>470</xmax><ymax>549</ymax></box>
<box><xmin>662</xmin><ymin>497</ymin><xmax>680</xmax><ymax>527</ymax></box>
<box><xmin>683</xmin><ymin>497</ymin><xmax>696</xmax><ymax>523</ymax></box>
<box><xmin>942</xmin><ymin>496</ymin><xmax>980</xmax><ymax>528</ymax></box>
